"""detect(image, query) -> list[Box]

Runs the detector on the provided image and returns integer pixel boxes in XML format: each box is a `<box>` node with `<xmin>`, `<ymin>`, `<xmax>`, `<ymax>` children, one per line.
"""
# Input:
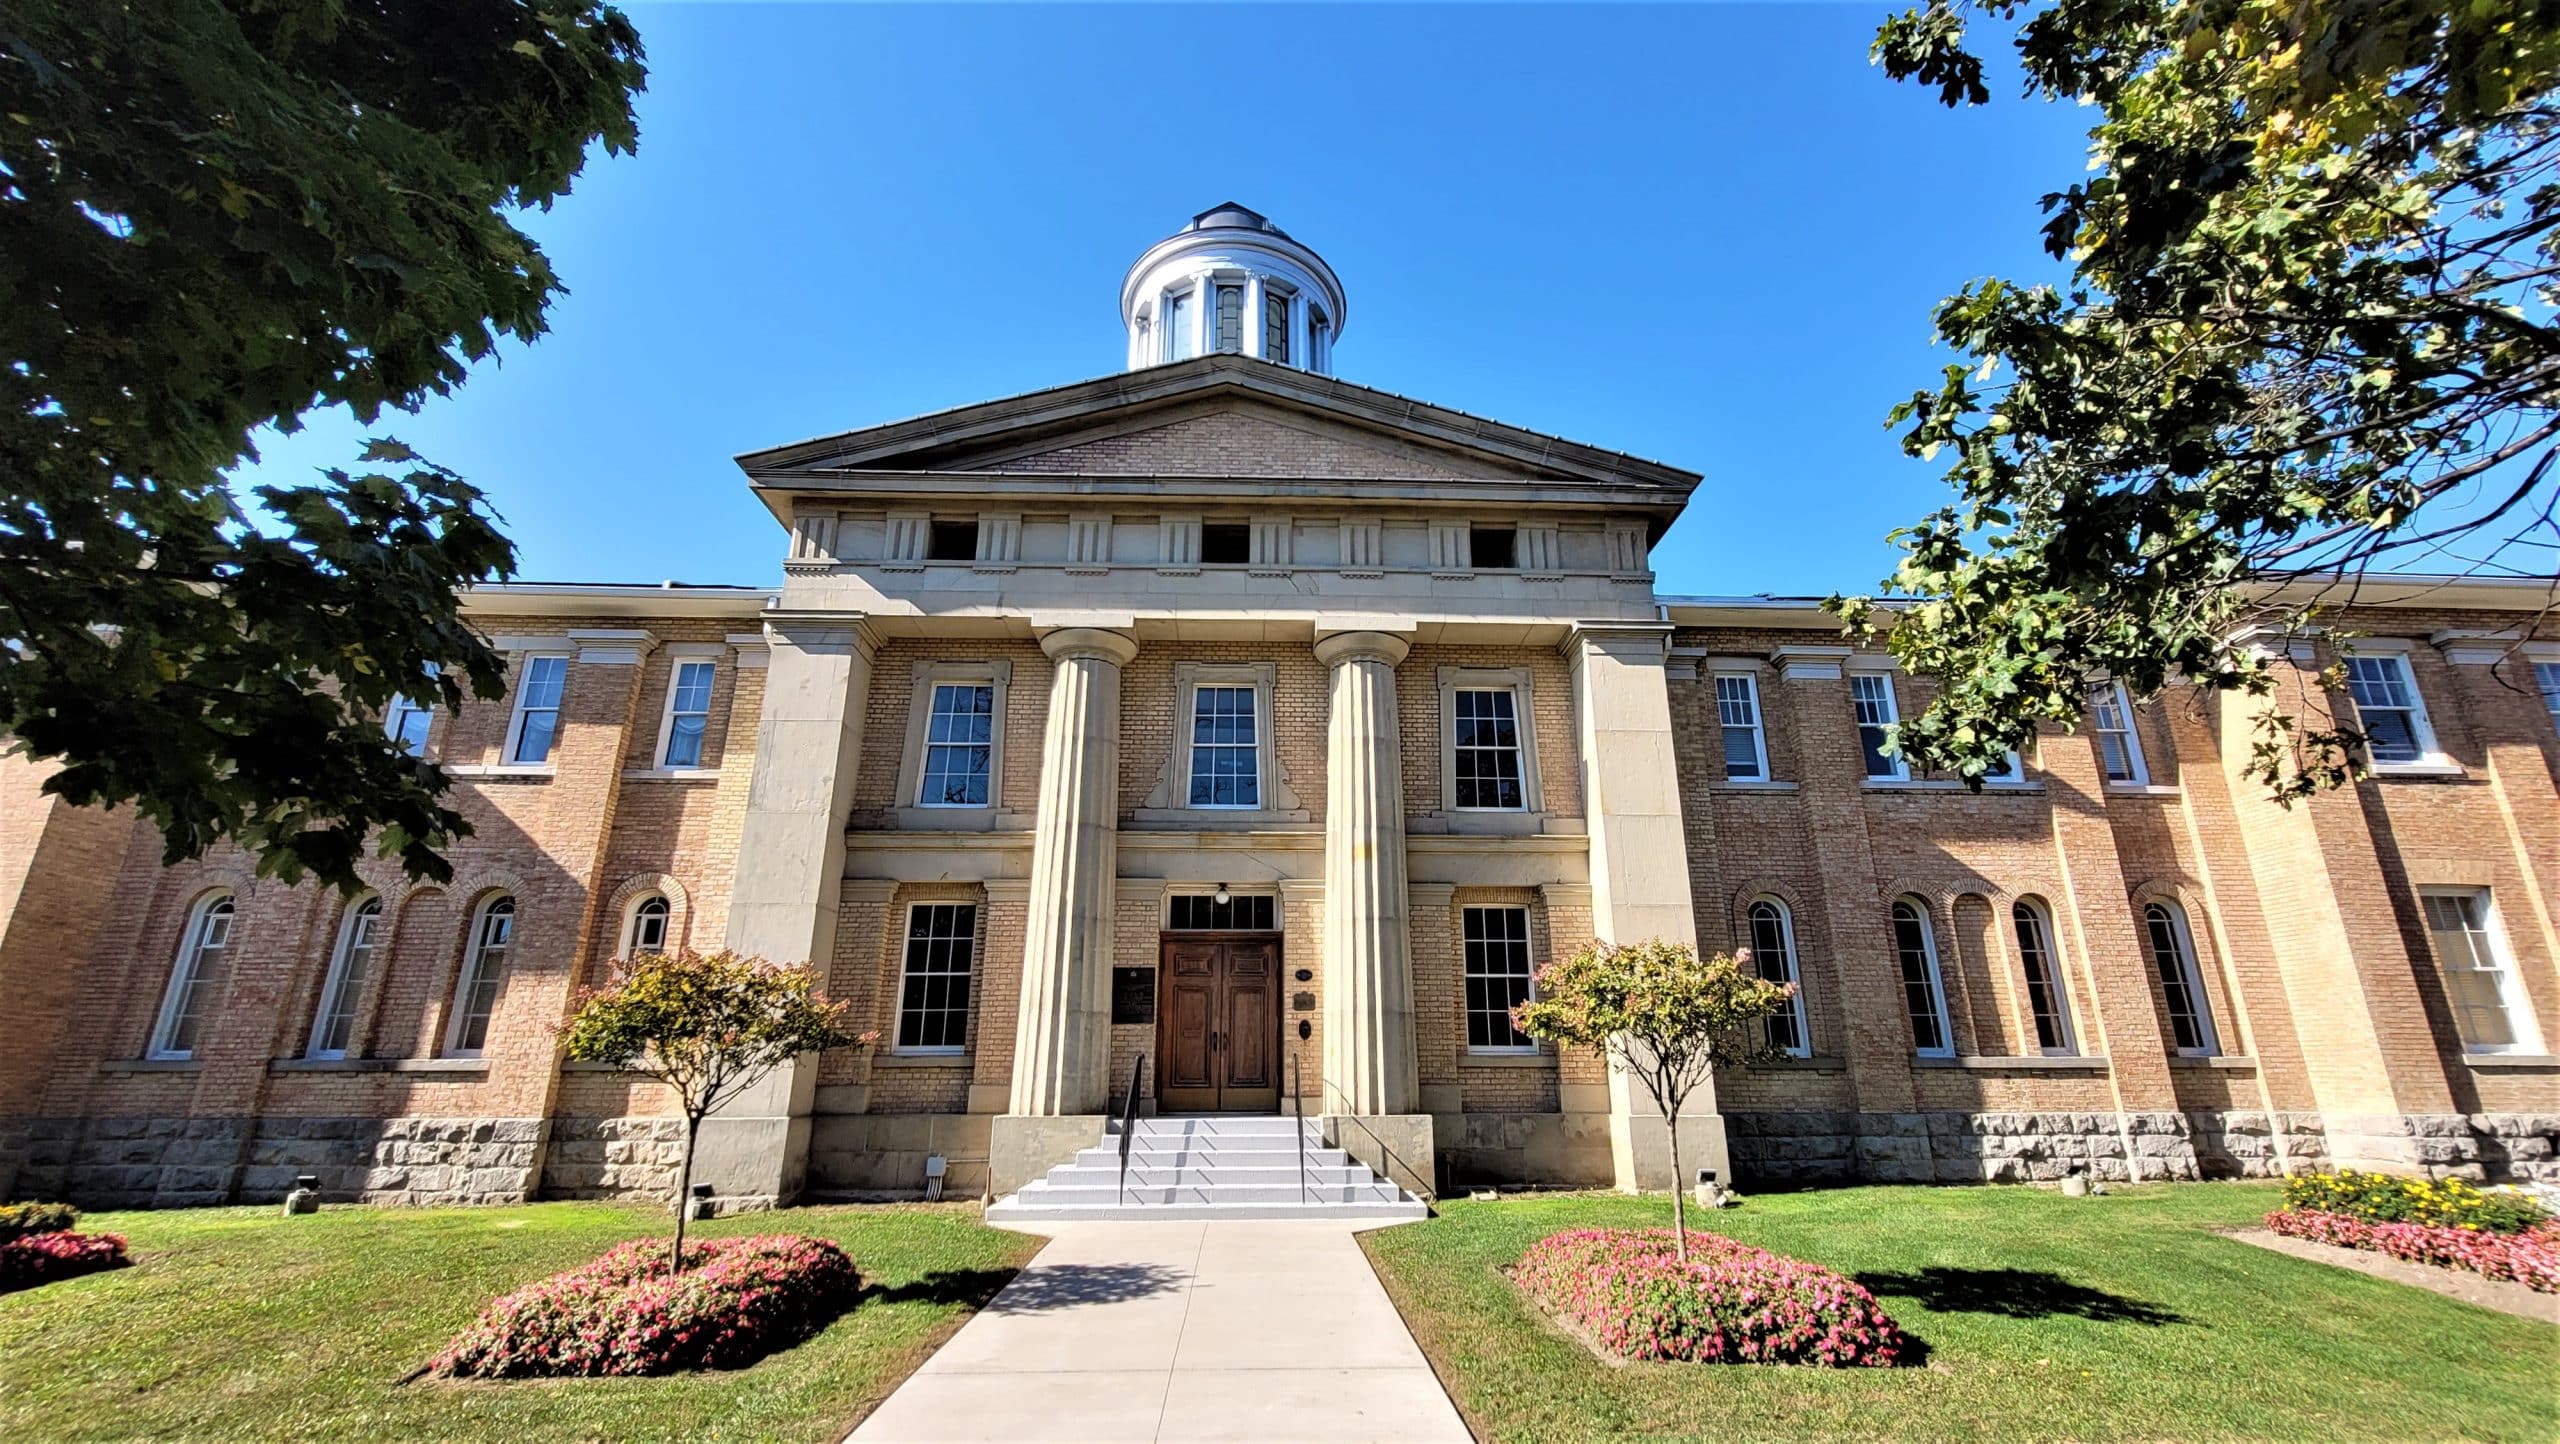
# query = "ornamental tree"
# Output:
<box><xmin>1513</xmin><ymin>939</ymin><xmax>1794</xmax><ymax>1259</ymax></box>
<box><xmin>1</xmin><ymin>2</ymin><xmax>645</xmax><ymax>889</ymax></box>
<box><xmin>1839</xmin><ymin>0</ymin><xmax>2560</xmax><ymax>800</ymax></box>
<box><xmin>560</xmin><ymin>951</ymin><xmax>869</xmax><ymax>1275</ymax></box>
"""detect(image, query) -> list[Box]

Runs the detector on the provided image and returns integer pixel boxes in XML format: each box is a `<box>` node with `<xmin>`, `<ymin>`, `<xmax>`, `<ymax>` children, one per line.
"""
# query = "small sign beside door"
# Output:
<box><xmin>1111</xmin><ymin>966</ymin><xmax>1156</xmax><ymax>1025</ymax></box>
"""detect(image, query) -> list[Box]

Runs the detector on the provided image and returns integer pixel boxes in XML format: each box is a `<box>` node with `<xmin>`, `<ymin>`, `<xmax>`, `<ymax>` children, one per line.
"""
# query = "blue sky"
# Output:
<box><xmin>232</xmin><ymin>2</ymin><xmax>2098</xmax><ymax>597</ymax></box>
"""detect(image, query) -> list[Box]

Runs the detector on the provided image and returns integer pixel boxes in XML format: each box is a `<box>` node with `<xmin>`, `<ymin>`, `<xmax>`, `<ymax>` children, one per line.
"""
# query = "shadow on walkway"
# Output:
<box><xmin>985</xmin><ymin>1261</ymin><xmax>1187</xmax><ymax>1313</ymax></box>
<box><xmin>1854</xmin><ymin>1266</ymin><xmax>2188</xmax><ymax>1326</ymax></box>
<box><xmin>865</xmin><ymin>1268</ymin><xmax>1017</xmax><ymax>1310</ymax></box>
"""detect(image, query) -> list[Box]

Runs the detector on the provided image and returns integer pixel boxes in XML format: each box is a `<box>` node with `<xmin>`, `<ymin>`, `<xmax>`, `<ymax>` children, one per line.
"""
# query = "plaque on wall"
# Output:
<box><xmin>1292</xmin><ymin>991</ymin><xmax>1317</xmax><ymax>1012</ymax></box>
<box><xmin>1111</xmin><ymin>966</ymin><xmax>1156</xmax><ymax>1025</ymax></box>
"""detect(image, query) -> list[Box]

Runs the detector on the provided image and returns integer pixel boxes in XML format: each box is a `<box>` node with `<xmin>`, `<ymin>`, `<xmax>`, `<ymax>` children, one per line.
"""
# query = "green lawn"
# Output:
<box><xmin>1362</xmin><ymin>1183</ymin><xmax>2559</xmax><ymax>1444</ymax></box>
<box><xmin>0</xmin><ymin>1200</ymin><xmax>1037</xmax><ymax>1443</ymax></box>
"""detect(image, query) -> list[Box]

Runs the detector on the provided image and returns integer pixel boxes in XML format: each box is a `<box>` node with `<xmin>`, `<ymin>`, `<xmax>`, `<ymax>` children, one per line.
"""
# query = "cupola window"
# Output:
<box><xmin>1264</xmin><ymin>290</ymin><xmax>1291</xmax><ymax>364</ymax></box>
<box><xmin>1164</xmin><ymin>288</ymin><xmax>1197</xmax><ymax>361</ymax></box>
<box><xmin>1213</xmin><ymin>282</ymin><xmax>1245</xmax><ymax>353</ymax></box>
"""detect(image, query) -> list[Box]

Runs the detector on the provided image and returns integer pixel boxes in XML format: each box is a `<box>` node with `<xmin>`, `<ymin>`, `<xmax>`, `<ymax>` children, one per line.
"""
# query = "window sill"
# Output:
<box><xmin>445</xmin><ymin>763</ymin><xmax>557</xmax><ymax>781</ymax></box>
<box><xmin>1750</xmin><ymin>1053</ymin><xmax>1847</xmax><ymax>1072</ymax></box>
<box><xmin>2168</xmin><ymin>1054</ymin><xmax>2259</xmax><ymax>1070</ymax></box>
<box><xmin>1862</xmin><ymin>780</ymin><xmax>2045</xmax><ymax>795</ymax></box>
<box><xmin>1914</xmin><ymin>1054</ymin><xmax>2112</xmax><ymax>1072</ymax></box>
<box><xmin>2104</xmin><ymin>783</ymin><xmax>2181</xmax><ymax>797</ymax></box>
<box><xmin>621</xmin><ymin>768</ymin><xmax>720</xmax><ymax>783</ymax></box>
<box><xmin>1460</xmin><ymin>1050</ymin><xmax>1553</xmax><ymax>1068</ymax></box>
<box><xmin>2370</xmin><ymin>761</ymin><xmax>2468</xmax><ymax>781</ymax></box>
<box><xmin>1407</xmin><ymin>810</ymin><xmax>1548</xmax><ymax>837</ymax></box>
<box><xmin>1712</xmin><ymin>779</ymin><xmax>1800</xmax><ymax>793</ymax></box>
<box><xmin>875</xmin><ymin>1051</ymin><xmax>972</xmax><ymax>1068</ymax></box>
<box><xmin>1128</xmin><ymin>807</ymin><xmax>1313</xmax><ymax>827</ymax></box>
<box><xmin>98</xmin><ymin>1058</ymin><xmax>202</xmax><ymax>1075</ymax></box>
<box><xmin>2461</xmin><ymin>1052</ymin><xmax>2560</xmax><ymax>1071</ymax></box>
<box><xmin>268</xmin><ymin>1057</ymin><xmax>490</xmax><ymax>1075</ymax></box>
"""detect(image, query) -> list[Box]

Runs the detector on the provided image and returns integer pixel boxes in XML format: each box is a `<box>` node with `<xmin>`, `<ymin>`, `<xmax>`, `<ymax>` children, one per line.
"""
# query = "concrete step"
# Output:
<box><xmin>1042</xmin><ymin>1163</ymin><xmax>1378</xmax><ymax>1188</ymax></box>
<box><xmin>986</xmin><ymin>1196</ymin><xmax>1429</xmax><ymax>1223</ymax></box>
<box><xmin>1111</xmin><ymin>1116</ymin><xmax>1322</xmax><ymax>1140</ymax></box>
<box><xmin>1071</xmin><ymin>1146</ymin><xmax>1353</xmax><ymax>1170</ymax></box>
<box><xmin>1008</xmin><ymin>1181</ymin><xmax>1407</xmax><ymax>1207</ymax></box>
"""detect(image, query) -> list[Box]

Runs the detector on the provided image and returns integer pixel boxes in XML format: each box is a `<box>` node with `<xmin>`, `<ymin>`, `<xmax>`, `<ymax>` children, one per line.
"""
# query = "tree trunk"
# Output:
<box><xmin>1664</xmin><ymin>1098</ymin><xmax>1689</xmax><ymax>1261</ymax></box>
<box><xmin>670</xmin><ymin>1111</ymin><xmax>701</xmax><ymax>1277</ymax></box>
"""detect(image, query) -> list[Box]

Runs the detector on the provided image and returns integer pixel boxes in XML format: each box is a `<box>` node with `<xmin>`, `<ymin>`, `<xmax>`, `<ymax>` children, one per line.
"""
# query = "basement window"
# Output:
<box><xmin>926</xmin><ymin>520</ymin><xmax>979</xmax><ymax>562</ymax></box>
<box><xmin>1199</xmin><ymin>523</ymin><xmax>1252</xmax><ymax>566</ymax></box>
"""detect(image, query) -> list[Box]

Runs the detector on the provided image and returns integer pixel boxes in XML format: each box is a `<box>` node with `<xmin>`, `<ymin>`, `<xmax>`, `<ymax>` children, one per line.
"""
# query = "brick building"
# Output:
<box><xmin>3</xmin><ymin>205</ymin><xmax>2555</xmax><ymax>1212</ymax></box>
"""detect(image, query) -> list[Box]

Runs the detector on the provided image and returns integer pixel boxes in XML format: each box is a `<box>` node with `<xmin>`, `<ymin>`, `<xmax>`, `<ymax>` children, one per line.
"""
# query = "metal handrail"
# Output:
<box><xmin>1115</xmin><ymin>1056</ymin><xmax>1144</xmax><ymax>1205</ymax></box>
<box><xmin>1291</xmin><ymin>1052</ymin><xmax>1308</xmax><ymax>1203</ymax></box>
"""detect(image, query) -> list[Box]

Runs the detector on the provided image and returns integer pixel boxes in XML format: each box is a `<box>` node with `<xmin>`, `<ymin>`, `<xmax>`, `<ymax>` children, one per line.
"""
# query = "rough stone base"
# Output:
<box><xmin>2188</xmin><ymin>1110</ymin><xmax>2332</xmax><ymax>1178</ymax></box>
<box><xmin>1434</xmin><ymin>1109</ymin><xmax>1613</xmax><ymax>1189</ymax></box>
<box><xmin>2324</xmin><ymin>1112</ymin><xmax>2560</xmax><ymax>1183</ymax></box>
<box><xmin>810</xmin><ymin>1112</ymin><xmax>995</xmax><ymax>1198</ymax></box>
<box><xmin>1323</xmin><ymin>1113</ymin><xmax>1437</xmax><ymax>1200</ymax></box>
<box><xmin>540</xmin><ymin>1115</ymin><xmax>688</xmax><ymax>1201</ymax></box>
<box><xmin>1730</xmin><ymin>1110</ymin><xmax>2202</xmax><ymax>1185</ymax></box>
<box><xmin>0</xmin><ymin>1117</ymin><xmax>29</xmax><ymax>1202</ymax></box>
<box><xmin>2</xmin><ymin>1115</ymin><xmax>548</xmax><ymax>1208</ymax></box>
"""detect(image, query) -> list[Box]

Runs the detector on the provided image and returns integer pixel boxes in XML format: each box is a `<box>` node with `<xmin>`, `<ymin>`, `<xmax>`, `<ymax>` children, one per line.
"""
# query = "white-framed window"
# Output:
<box><xmin>2141</xmin><ymin>900</ymin><xmax>2218</xmax><ymax>1056</ymax></box>
<box><xmin>445</xmin><ymin>895</ymin><xmax>514</xmax><ymax>1057</ymax></box>
<box><xmin>895</xmin><ymin>903</ymin><xmax>976</xmax><ymax>1053</ymax></box>
<box><xmin>1746</xmin><ymin>897</ymin><xmax>1807</xmax><ymax>1055</ymax></box>
<box><xmin>148</xmin><ymin>893</ymin><xmax>235</xmax><ymax>1060</ymax></box>
<box><xmin>2090</xmin><ymin>682</ymin><xmax>2147</xmax><ymax>785</ymax></box>
<box><xmin>918</xmin><ymin>682</ymin><xmax>996</xmax><ymax>807</ymax></box>
<box><xmin>2421</xmin><ymin>888</ymin><xmax>2539</xmax><ymax>1054</ymax></box>
<box><xmin>386</xmin><ymin>664</ymin><xmax>438</xmax><ymax>757</ymax></box>
<box><xmin>2011</xmin><ymin>899</ymin><xmax>2077</xmax><ymax>1055</ymax></box>
<box><xmin>307</xmin><ymin>895</ymin><xmax>383</xmax><ymax>1059</ymax></box>
<box><xmin>1452</xmin><ymin>688</ymin><xmax>1529</xmax><ymax>810</ymax></box>
<box><xmin>1167</xmin><ymin>892</ymin><xmax>1277</xmax><ymax>931</ymax></box>
<box><xmin>1851</xmin><ymin>672</ymin><xmax>1905</xmax><ymax>781</ymax></box>
<box><xmin>1163</xmin><ymin>287</ymin><xmax>1197</xmax><ymax>361</ymax></box>
<box><xmin>2534</xmin><ymin>660</ymin><xmax>2560</xmax><ymax>735</ymax></box>
<box><xmin>623</xmin><ymin>894</ymin><xmax>671</xmax><ymax>957</ymax></box>
<box><xmin>1715</xmin><ymin>671</ymin><xmax>1769</xmax><ymax>781</ymax></box>
<box><xmin>1890</xmin><ymin>898</ymin><xmax>1953</xmax><ymax>1056</ymax></box>
<box><xmin>1462</xmin><ymin>905</ymin><xmax>1536</xmax><ymax>1051</ymax></box>
<box><xmin>1263</xmin><ymin>288</ymin><xmax>1292</xmax><ymax>364</ymax></box>
<box><xmin>504</xmin><ymin>654</ymin><xmax>569</xmax><ymax>766</ymax></box>
<box><xmin>656</xmin><ymin>659</ymin><xmax>716</xmax><ymax>770</ymax></box>
<box><xmin>1186</xmin><ymin>684</ymin><xmax>1261</xmax><ymax>808</ymax></box>
<box><xmin>2343</xmin><ymin>650</ymin><xmax>2439</xmax><ymax>765</ymax></box>
<box><xmin>1213</xmin><ymin>281</ymin><xmax>1245</xmax><ymax>353</ymax></box>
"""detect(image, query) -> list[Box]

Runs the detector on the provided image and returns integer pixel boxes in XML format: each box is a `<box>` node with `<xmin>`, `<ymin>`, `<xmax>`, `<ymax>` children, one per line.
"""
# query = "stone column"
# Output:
<box><xmin>992</xmin><ymin>628</ymin><xmax>1136</xmax><ymax>1192</ymax></box>
<box><xmin>1567</xmin><ymin>624</ymin><xmax>1722</xmax><ymax>1192</ymax></box>
<box><xmin>1315</xmin><ymin>629</ymin><xmax>1434</xmax><ymax>1197</ymax></box>
<box><xmin>702</xmin><ymin>610</ymin><xmax>875</xmax><ymax>1208</ymax></box>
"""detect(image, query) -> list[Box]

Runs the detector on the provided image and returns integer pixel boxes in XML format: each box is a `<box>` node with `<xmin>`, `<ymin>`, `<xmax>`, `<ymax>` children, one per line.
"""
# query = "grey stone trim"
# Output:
<box><xmin>539</xmin><ymin>1115</ymin><xmax>688</xmax><ymax>1202</ymax></box>
<box><xmin>2</xmin><ymin>1115</ymin><xmax>548</xmax><ymax>1208</ymax></box>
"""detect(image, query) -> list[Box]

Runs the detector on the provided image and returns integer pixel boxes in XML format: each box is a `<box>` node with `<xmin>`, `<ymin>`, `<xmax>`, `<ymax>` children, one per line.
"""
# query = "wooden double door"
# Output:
<box><xmin>1157</xmin><ymin>934</ymin><xmax>1280</xmax><ymax>1113</ymax></box>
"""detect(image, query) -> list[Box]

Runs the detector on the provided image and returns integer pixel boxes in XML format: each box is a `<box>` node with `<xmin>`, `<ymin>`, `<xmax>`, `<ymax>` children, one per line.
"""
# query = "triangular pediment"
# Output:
<box><xmin>736</xmin><ymin>355</ymin><xmax>1700</xmax><ymax>498</ymax></box>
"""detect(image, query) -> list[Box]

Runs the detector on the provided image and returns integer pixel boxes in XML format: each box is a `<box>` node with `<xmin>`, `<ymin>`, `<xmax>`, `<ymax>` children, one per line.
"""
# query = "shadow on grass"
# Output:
<box><xmin>1855</xmin><ymin>1267</ymin><xmax>2189</xmax><ymax>1326</ymax></box>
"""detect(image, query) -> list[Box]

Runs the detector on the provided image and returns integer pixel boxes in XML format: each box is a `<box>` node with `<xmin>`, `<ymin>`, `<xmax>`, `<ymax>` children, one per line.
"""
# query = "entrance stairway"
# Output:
<box><xmin>986</xmin><ymin>1116</ymin><xmax>1428</xmax><ymax>1222</ymax></box>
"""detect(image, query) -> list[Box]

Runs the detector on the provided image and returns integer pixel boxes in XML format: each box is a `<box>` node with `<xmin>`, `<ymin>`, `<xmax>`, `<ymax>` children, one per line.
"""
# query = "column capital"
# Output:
<box><xmin>983</xmin><ymin>878</ymin><xmax>1034</xmax><ymax>906</ymax></box>
<box><xmin>1770</xmin><ymin>644</ymin><xmax>1852</xmax><ymax>681</ymax></box>
<box><xmin>1564</xmin><ymin>621</ymin><xmax>1675</xmax><ymax>665</ymax></box>
<box><xmin>1314</xmin><ymin>629</ymin><xmax>1410</xmax><ymax>669</ymax></box>
<box><xmin>567</xmin><ymin>628</ymin><xmax>653</xmax><ymax>665</ymax></box>
<box><xmin>761</xmin><ymin>609</ymin><xmax>879</xmax><ymax>659</ymax></box>
<box><xmin>1039</xmin><ymin>627</ymin><xmax>1139</xmax><ymax>667</ymax></box>
<box><xmin>2431</xmin><ymin>629</ymin><xmax>2521</xmax><ymax>666</ymax></box>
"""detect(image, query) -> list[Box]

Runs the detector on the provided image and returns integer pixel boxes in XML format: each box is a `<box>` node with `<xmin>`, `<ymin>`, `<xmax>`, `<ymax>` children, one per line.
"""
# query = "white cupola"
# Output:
<box><xmin>1122</xmin><ymin>203</ymin><xmax>1346</xmax><ymax>375</ymax></box>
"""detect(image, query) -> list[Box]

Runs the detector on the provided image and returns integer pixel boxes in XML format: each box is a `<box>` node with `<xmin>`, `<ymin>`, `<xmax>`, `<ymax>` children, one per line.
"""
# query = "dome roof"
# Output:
<box><xmin>1120</xmin><ymin>206</ymin><xmax>1345</xmax><ymax>376</ymax></box>
<box><xmin>1184</xmin><ymin>202</ymin><xmax>1290</xmax><ymax>239</ymax></box>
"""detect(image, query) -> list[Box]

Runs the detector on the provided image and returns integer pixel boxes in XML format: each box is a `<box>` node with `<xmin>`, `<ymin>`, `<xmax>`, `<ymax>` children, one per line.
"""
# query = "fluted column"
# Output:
<box><xmin>1317</xmin><ymin>629</ymin><xmax>1419</xmax><ymax>1116</ymax></box>
<box><xmin>1009</xmin><ymin>627</ymin><xmax>1138</xmax><ymax>1116</ymax></box>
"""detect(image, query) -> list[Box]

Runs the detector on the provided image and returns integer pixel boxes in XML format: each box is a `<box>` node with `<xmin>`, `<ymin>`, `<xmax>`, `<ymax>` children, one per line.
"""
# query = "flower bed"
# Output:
<box><xmin>0</xmin><ymin>1203</ymin><xmax>129</xmax><ymax>1294</ymax></box>
<box><xmin>2281</xmin><ymin>1170</ymin><xmax>2547</xmax><ymax>1234</ymax></box>
<box><xmin>429</xmin><ymin>1234</ymin><xmax>862</xmax><ymax>1378</ymax></box>
<box><xmin>2265</xmin><ymin>1210</ymin><xmax>2560</xmax><ymax>1293</ymax></box>
<box><xmin>1515</xmin><ymin>1227</ymin><xmax>1907</xmax><ymax>1366</ymax></box>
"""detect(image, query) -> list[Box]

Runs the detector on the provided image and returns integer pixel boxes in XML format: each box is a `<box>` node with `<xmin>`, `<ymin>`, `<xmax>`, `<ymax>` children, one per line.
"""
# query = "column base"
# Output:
<box><xmin>990</xmin><ymin>1114</ymin><xmax>1105</xmax><ymax>1196</ymax></box>
<box><xmin>1608</xmin><ymin>1112</ymin><xmax>1732</xmax><ymax>1194</ymax></box>
<box><xmin>686</xmin><ymin>1112</ymin><xmax>808</xmax><ymax>1211</ymax></box>
<box><xmin>1321</xmin><ymin>1113</ymin><xmax>1437</xmax><ymax>1200</ymax></box>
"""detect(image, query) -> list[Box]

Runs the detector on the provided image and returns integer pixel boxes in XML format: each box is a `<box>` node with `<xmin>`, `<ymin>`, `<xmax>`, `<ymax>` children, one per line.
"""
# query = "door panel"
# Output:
<box><xmin>1155</xmin><ymin>935</ymin><xmax>1283</xmax><ymax>1113</ymax></box>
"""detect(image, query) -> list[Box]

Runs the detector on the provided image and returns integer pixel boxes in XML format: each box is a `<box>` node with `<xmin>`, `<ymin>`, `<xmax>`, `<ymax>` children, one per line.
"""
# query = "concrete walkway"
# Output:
<box><xmin>849</xmin><ymin>1219</ymin><xmax>1472</xmax><ymax>1443</ymax></box>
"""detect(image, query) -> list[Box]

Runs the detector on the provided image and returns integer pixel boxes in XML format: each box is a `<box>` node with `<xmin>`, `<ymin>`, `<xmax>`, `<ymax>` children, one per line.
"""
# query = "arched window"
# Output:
<box><xmin>2011</xmin><ymin>900</ymin><xmax>2076</xmax><ymax>1055</ymax></box>
<box><xmin>308</xmin><ymin>896</ymin><xmax>384</xmax><ymax>1059</ymax></box>
<box><xmin>2142</xmin><ymin>901</ymin><xmax>2218</xmax><ymax>1056</ymax></box>
<box><xmin>1745</xmin><ymin>898</ymin><xmax>1808</xmax><ymax>1055</ymax></box>
<box><xmin>446</xmin><ymin>895</ymin><xmax>515</xmax><ymax>1057</ymax></box>
<box><xmin>625</xmin><ymin>894</ymin><xmax>671</xmax><ymax>957</ymax></box>
<box><xmin>149</xmin><ymin>894</ymin><xmax>236</xmax><ymax>1060</ymax></box>
<box><xmin>1890</xmin><ymin>898</ymin><xmax>1953</xmax><ymax>1057</ymax></box>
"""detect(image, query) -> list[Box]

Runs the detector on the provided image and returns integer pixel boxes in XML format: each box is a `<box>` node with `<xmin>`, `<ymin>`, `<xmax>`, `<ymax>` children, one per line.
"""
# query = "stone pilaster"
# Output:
<box><xmin>1567</xmin><ymin>623</ymin><xmax>1724</xmax><ymax>1191</ymax></box>
<box><xmin>701</xmin><ymin>610</ymin><xmax>876</xmax><ymax>1208</ymax></box>
<box><xmin>1316</xmin><ymin>629</ymin><xmax>1420</xmax><ymax>1117</ymax></box>
<box><xmin>1007</xmin><ymin>628</ymin><xmax>1138</xmax><ymax>1117</ymax></box>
